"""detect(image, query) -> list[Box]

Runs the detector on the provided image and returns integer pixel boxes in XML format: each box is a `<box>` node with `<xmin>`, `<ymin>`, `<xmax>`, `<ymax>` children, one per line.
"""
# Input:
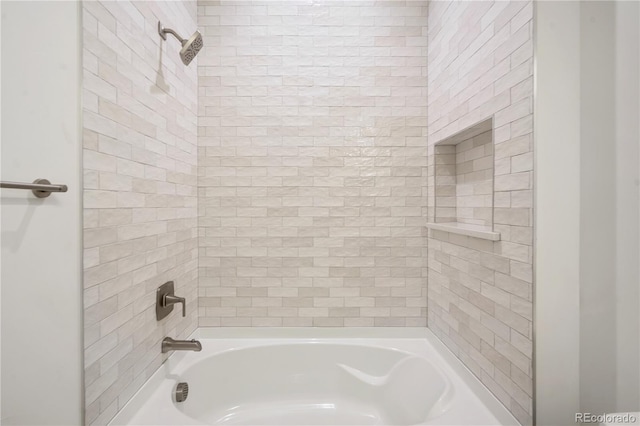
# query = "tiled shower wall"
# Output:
<box><xmin>197</xmin><ymin>1</ymin><xmax>429</xmax><ymax>326</ymax></box>
<box><xmin>81</xmin><ymin>1</ymin><xmax>536</xmax><ymax>424</ymax></box>
<box><xmin>82</xmin><ymin>1</ymin><xmax>198</xmax><ymax>424</ymax></box>
<box><xmin>427</xmin><ymin>1</ymin><xmax>534</xmax><ymax>425</ymax></box>
<box><xmin>435</xmin><ymin>130</ymin><xmax>494</xmax><ymax>227</ymax></box>
<box><xmin>453</xmin><ymin>131</ymin><xmax>495</xmax><ymax>226</ymax></box>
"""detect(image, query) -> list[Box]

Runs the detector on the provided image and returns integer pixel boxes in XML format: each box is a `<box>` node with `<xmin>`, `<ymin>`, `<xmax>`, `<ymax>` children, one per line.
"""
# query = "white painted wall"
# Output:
<box><xmin>0</xmin><ymin>0</ymin><xmax>3</xmax><ymax>421</ymax></box>
<box><xmin>534</xmin><ymin>2</ymin><xmax>582</xmax><ymax>424</ymax></box>
<box><xmin>579</xmin><ymin>1</ymin><xmax>618</xmax><ymax>414</ymax></box>
<box><xmin>614</xmin><ymin>0</ymin><xmax>640</xmax><ymax>412</ymax></box>
<box><xmin>536</xmin><ymin>1</ymin><xmax>640</xmax><ymax>423</ymax></box>
<box><xmin>0</xmin><ymin>1</ymin><xmax>83</xmax><ymax>424</ymax></box>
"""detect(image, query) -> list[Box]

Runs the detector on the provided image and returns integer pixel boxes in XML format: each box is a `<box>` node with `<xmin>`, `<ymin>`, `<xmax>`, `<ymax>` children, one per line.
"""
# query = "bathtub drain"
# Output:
<box><xmin>174</xmin><ymin>382</ymin><xmax>189</xmax><ymax>403</ymax></box>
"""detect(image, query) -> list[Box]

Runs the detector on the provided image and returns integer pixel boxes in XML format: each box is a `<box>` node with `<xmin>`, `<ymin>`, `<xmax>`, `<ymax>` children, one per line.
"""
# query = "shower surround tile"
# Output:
<box><xmin>82</xmin><ymin>1</ymin><xmax>198</xmax><ymax>424</ymax></box>
<box><xmin>427</xmin><ymin>1</ymin><xmax>534</xmax><ymax>425</ymax></box>
<box><xmin>81</xmin><ymin>1</ymin><xmax>535</xmax><ymax>425</ymax></box>
<box><xmin>197</xmin><ymin>0</ymin><xmax>429</xmax><ymax>327</ymax></box>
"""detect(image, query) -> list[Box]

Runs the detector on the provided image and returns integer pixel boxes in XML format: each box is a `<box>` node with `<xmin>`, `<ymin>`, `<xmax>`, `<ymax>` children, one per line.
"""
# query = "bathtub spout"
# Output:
<box><xmin>162</xmin><ymin>337</ymin><xmax>202</xmax><ymax>353</ymax></box>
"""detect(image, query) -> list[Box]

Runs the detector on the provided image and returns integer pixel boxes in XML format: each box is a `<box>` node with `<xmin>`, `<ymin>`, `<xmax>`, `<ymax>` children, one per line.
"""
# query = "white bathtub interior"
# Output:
<box><xmin>179</xmin><ymin>344</ymin><xmax>450</xmax><ymax>425</ymax></box>
<box><xmin>110</xmin><ymin>329</ymin><xmax>519</xmax><ymax>426</ymax></box>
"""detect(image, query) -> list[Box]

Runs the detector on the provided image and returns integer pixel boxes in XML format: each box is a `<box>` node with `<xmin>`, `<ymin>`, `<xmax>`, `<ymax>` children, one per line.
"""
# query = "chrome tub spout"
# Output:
<box><xmin>162</xmin><ymin>337</ymin><xmax>202</xmax><ymax>353</ymax></box>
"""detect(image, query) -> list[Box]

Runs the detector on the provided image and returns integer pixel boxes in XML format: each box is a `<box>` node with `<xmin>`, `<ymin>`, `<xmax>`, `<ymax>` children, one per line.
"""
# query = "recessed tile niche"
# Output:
<box><xmin>427</xmin><ymin>118</ymin><xmax>500</xmax><ymax>241</ymax></box>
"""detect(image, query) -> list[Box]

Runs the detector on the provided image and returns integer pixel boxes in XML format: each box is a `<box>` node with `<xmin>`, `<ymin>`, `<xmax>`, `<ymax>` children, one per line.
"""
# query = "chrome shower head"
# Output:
<box><xmin>158</xmin><ymin>21</ymin><xmax>203</xmax><ymax>66</ymax></box>
<box><xmin>179</xmin><ymin>31</ymin><xmax>203</xmax><ymax>66</ymax></box>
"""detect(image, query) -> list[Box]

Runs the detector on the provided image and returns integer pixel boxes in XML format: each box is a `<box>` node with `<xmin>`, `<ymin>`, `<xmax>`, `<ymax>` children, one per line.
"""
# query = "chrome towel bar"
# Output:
<box><xmin>0</xmin><ymin>179</ymin><xmax>68</xmax><ymax>198</ymax></box>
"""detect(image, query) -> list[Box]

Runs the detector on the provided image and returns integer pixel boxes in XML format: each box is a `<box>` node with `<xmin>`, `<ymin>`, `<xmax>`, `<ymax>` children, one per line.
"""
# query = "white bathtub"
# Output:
<box><xmin>110</xmin><ymin>328</ymin><xmax>519</xmax><ymax>426</ymax></box>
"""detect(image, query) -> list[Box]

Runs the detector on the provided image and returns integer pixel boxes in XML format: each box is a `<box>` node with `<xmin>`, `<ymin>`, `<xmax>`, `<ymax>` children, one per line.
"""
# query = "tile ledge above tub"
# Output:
<box><xmin>426</xmin><ymin>222</ymin><xmax>501</xmax><ymax>241</ymax></box>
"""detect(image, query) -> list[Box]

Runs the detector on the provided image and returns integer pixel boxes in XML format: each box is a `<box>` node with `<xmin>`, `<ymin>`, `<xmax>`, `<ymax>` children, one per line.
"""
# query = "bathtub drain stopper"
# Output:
<box><xmin>174</xmin><ymin>382</ymin><xmax>189</xmax><ymax>403</ymax></box>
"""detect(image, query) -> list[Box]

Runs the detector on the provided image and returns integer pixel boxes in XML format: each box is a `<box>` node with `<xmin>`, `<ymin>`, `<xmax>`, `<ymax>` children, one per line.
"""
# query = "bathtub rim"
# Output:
<box><xmin>109</xmin><ymin>327</ymin><xmax>520</xmax><ymax>426</ymax></box>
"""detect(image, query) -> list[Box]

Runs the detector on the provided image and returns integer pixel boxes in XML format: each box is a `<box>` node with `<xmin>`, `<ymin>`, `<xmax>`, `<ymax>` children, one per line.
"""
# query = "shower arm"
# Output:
<box><xmin>158</xmin><ymin>22</ymin><xmax>186</xmax><ymax>45</ymax></box>
<box><xmin>157</xmin><ymin>21</ymin><xmax>203</xmax><ymax>66</ymax></box>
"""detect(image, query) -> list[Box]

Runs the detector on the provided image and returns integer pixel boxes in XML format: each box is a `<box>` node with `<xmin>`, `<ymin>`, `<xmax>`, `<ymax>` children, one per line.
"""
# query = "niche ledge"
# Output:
<box><xmin>426</xmin><ymin>222</ymin><xmax>501</xmax><ymax>241</ymax></box>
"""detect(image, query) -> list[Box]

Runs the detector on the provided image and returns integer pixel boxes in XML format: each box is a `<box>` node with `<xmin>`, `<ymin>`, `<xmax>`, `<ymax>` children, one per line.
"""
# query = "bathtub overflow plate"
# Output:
<box><xmin>175</xmin><ymin>382</ymin><xmax>189</xmax><ymax>403</ymax></box>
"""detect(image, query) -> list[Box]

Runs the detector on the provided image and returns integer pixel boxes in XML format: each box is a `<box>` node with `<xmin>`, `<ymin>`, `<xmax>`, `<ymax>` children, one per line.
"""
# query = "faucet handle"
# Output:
<box><xmin>163</xmin><ymin>295</ymin><xmax>186</xmax><ymax>317</ymax></box>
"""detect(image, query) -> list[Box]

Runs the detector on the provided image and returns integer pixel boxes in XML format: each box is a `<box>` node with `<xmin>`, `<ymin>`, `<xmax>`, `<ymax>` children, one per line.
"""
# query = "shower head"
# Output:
<box><xmin>178</xmin><ymin>31</ymin><xmax>203</xmax><ymax>66</ymax></box>
<box><xmin>158</xmin><ymin>21</ymin><xmax>203</xmax><ymax>66</ymax></box>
